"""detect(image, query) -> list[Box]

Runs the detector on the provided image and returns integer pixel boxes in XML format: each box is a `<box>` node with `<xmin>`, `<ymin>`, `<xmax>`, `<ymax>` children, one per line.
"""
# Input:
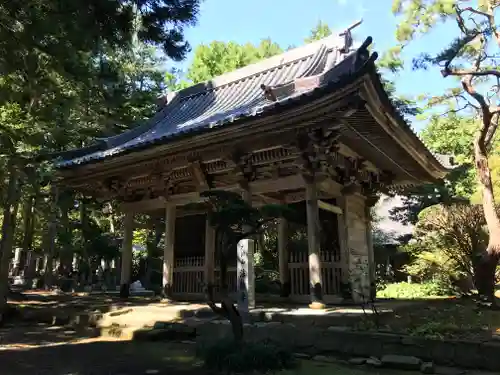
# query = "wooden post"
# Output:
<box><xmin>204</xmin><ymin>215</ymin><xmax>215</xmax><ymax>286</ymax></box>
<box><xmin>120</xmin><ymin>212</ymin><xmax>134</xmax><ymax>298</ymax></box>
<box><xmin>237</xmin><ymin>185</ymin><xmax>256</xmax><ymax>314</ymax></box>
<box><xmin>305</xmin><ymin>177</ymin><xmax>324</xmax><ymax>309</ymax></box>
<box><xmin>163</xmin><ymin>204</ymin><xmax>176</xmax><ymax>298</ymax></box>
<box><xmin>278</xmin><ymin>218</ymin><xmax>290</xmax><ymax>297</ymax></box>
<box><xmin>336</xmin><ymin>197</ymin><xmax>350</xmax><ymax>288</ymax></box>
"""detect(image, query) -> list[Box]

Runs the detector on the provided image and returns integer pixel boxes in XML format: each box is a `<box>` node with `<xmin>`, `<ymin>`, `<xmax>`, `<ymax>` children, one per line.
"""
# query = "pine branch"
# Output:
<box><xmin>442</xmin><ymin>68</ymin><xmax>500</xmax><ymax>79</ymax></box>
<box><xmin>462</xmin><ymin>5</ymin><xmax>500</xmax><ymax>47</ymax></box>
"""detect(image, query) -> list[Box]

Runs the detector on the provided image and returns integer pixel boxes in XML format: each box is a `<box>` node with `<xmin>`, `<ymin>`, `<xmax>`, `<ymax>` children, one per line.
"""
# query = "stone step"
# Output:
<box><xmin>17</xmin><ymin>308</ymin><xmax>104</xmax><ymax>327</ymax></box>
<box><xmin>100</xmin><ymin>322</ymin><xmax>199</xmax><ymax>341</ymax></box>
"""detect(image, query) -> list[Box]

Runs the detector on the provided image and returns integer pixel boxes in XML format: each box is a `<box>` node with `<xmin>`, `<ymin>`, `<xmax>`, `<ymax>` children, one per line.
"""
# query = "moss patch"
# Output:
<box><xmin>359</xmin><ymin>298</ymin><xmax>500</xmax><ymax>340</ymax></box>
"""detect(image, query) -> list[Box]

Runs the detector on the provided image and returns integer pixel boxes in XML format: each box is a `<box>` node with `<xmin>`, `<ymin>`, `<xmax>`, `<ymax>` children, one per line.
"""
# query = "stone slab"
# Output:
<box><xmin>381</xmin><ymin>355</ymin><xmax>422</xmax><ymax>370</ymax></box>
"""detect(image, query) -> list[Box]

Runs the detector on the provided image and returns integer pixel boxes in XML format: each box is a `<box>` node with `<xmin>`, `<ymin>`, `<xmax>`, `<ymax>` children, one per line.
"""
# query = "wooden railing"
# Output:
<box><xmin>172</xmin><ymin>256</ymin><xmax>237</xmax><ymax>296</ymax></box>
<box><xmin>173</xmin><ymin>252</ymin><xmax>342</xmax><ymax>300</ymax></box>
<box><xmin>288</xmin><ymin>250</ymin><xmax>342</xmax><ymax>298</ymax></box>
<box><xmin>172</xmin><ymin>256</ymin><xmax>205</xmax><ymax>295</ymax></box>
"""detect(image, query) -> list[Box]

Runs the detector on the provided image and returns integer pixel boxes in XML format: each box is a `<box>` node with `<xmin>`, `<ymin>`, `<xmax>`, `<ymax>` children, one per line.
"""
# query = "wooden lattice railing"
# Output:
<box><xmin>172</xmin><ymin>256</ymin><xmax>236</xmax><ymax>295</ymax></box>
<box><xmin>288</xmin><ymin>250</ymin><xmax>342</xmax><ymax>297</ymax></box>
<box><xmin>172</xmin><ymin>252</ymin><xmax>342</xmax><ymax>299</ymax></box>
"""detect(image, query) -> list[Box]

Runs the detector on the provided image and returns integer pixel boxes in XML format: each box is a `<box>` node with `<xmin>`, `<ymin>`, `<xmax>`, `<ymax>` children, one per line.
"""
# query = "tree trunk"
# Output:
<box><xmin>205</xmin><ymin>230</ymin><xmax>243</xmax><ymax>343</ymax></box>
<box><xmin>43</xmin><ymin>186</ymin><xmax>59</xmax><ymax>289</ymax></box>
<box><xmin>59</xmin><ymin>200</ymin><xmax>73</xmax><ymax>276</ymax></box>
<box><xmin>474</xmin><ymin>137</ymin><xmax>500</xmax><ymax>301</ymax></box>
<box><xmin>21</xmin><ymin>196</ymin><xmax>36</xmax><ymax>267</ymax></box>
<box><xmin>0</xmin><ymin>160</ymin><xmax>22</xmax><ymax>316</ymax></box>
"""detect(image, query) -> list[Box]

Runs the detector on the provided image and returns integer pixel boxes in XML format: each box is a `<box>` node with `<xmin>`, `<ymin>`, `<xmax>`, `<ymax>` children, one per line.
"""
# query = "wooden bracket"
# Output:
<box><xmin>188</xmin><ymin>158</ymin><xmax>211</xmax><ymax>191</ymax></box>
<box><xmin>295</xmin><ymin>127</ymin><xmax>342</xmax><ymax>179</ymax></box>
<box><xmin>229</xmin><ymin>149</ymin><xmax>256</xmax><ymax>185</ymax></box>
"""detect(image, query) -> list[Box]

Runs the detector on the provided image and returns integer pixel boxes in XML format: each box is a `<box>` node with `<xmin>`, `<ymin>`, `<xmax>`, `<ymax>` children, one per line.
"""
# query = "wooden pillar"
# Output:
<box><xmin>163</xmin><ymin>204</ymin><xmax>176</xmax><ymax>298</ymax></box>
<box><xmin>336</xmin><ymin>197</ymin><xmax>350</xmax><ymax>289</ymax></box>
<box><xmin>278</xmin><ymin>218</ymin><xmax>290</xmax><ymax>297</ymax></box>
<box><xmin>204</xmin><ymin>215</ymin><xmax>215</xmax><ymax>286</ymax></box>
<box><xmin>305</xmin><ymin>177</ymin><xmax>324</xmax><ymax>308</ymax></box>
<box><xmin>237</xmin><ymin>186</ymin><xmax>256</xmax><ymax>313</ymax></box>
<box><xmin>120</xmin><ymin>212</ymin><xmax>134</xmax><ymax>298</ymax></box>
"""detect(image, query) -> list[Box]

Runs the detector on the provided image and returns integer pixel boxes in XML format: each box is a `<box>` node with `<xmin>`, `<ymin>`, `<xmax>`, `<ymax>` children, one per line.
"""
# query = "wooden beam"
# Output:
<box><xmin>120</xmin><ymin>197</ymin><xmax>166</xmax><ymax>213</ymax></box>
<box><xmin>121</xmin><ymin>174</ymin><xmax>310</xmax><ymax>213</ymax></box>
<box><xmin>318</xmin><ymin>200</ymin><xmax>343</xmax><ymax>215</ymax></box>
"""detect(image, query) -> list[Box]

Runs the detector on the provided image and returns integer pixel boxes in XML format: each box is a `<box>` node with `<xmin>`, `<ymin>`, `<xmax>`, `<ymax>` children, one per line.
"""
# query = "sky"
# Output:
<box><xmin>172</xmin><ymin>0</ymin><xmax>460</xmax><ymax>132</ymax></box>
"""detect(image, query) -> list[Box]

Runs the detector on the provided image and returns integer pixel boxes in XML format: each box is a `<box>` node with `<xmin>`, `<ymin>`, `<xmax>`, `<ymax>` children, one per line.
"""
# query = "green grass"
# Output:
<box><xmin>145</xmin><ymin>343</ymin><xmax>417</xmax><ymax>374</ymax></box>
<box><xmin>377</xmin><ymin>282</ymin><xmax>450</xmax><ymax>299</ymax></box>
<box><xmin>278</xmin><ymin>360</ymin><xmax>419</xmax><ymax>375</ymax></box>
<box><xmin>373</xmin><ymin>298</ymin><xmax>500</xmax><ymax>340</ymax></box>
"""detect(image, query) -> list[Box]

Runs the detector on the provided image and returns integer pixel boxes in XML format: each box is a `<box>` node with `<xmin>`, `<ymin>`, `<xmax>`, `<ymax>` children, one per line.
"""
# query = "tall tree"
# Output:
<box><xmin>392</xmin><ymin>0</ymin><xmax>500</xmax><ymax>300</ymax></box>
<box><xmin>186</xmin><ymin>39</ymin><xmax>283</xmax><ymax>84</ymax></box>
<box><xmin>305</xmin><ymin>21</ymin><xmax>334</xmax><ymax>43</ymax></box>
<box><xmin>0</xmin><ymin>1</ymin><xmax>200</xmax><ymax>314</ymax></box>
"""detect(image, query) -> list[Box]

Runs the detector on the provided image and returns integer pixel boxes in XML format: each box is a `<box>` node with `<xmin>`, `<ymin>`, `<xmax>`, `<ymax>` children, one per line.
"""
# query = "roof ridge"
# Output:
<box><xmin>175</xmin><ymin>34</ymin><xmax>348</xmax><ymax>100</ymax></box>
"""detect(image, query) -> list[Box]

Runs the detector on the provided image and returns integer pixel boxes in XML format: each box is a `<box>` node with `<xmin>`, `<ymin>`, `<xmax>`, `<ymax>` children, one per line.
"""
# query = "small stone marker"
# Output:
<box><xmin>381</xmin><ymin>354</ymin><xmax>422</xmax><ymax>370</ymax></box>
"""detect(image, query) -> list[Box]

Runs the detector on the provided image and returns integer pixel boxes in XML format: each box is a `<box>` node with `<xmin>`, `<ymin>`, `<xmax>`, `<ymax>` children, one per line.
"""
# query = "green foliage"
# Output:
<box><xmin>401</xmin><ymin>203</ymin><xmax>488</xmax><ymax>294</ymax></box>
<box><xmin>196</xmin><ymin>339</ymin><xmax>297</xmax><ymax>374</ymax></box>
<box><xmin>186</xmin><ymin>39</ymin><xmax>283</xmax><ymax>84</ymax></box>
<box><xmin>0</xmin><ymin>0</ymin><xmax>200</xmax><ymax>78</ymax></box>
<box><xmin>377</xmin><ymin>281</ymin><xmax>454</xmax><ymax>299</ymax></box>
<box><xmin>304</xmin><ymin>21</ymin><xmax>332</xmax><ymax>43</ymax></box>
<box><xmin>406</xmin><ymin>320</ymin><xmax>463</xmax><ymax>339</ymax></box>
<box><xmin>390</xmin><ymin>114</ymin><xmax>477</xmax><ymax>224</ymax></box>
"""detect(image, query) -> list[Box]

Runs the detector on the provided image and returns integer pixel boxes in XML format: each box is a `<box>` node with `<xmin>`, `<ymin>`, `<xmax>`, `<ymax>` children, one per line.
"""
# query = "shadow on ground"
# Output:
<box><xmin>0</xmin><ymin>340</ymin><xmax>201</xmax><ymax>375</ymax></box>
<box><xmin>0</xmin><ymin>322</ymin><xmax>100</xmax><ymax>347</ymax></box>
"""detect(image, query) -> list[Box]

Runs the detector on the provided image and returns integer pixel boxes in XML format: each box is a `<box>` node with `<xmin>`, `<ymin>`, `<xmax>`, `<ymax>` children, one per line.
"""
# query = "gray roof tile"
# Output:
<box><xmin>58</xmin><ymin>35</ymin><xmax>359</xmax><ymax>167</ymax></box>
<box><xmin>57</xmin><ymin>33</ymin><xmax>453</xmax><ymax>176</ymax></box>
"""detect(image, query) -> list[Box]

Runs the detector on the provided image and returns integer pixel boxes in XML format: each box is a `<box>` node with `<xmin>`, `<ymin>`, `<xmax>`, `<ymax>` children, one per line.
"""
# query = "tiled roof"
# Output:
<box><xmin>59</xmin><ymin>33</ymin><xmax>358</xmax><ymax>167</ymax></box>
<box><xmin>57</xmin><ymin>33</ymin><xmax>453</xmax><ymax>177</ymax></box>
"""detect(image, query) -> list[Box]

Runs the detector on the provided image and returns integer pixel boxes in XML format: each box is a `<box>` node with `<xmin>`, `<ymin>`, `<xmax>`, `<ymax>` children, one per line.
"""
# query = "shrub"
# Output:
<box><xmin>196</xmin><ymin>338</ymin><xmax>297</xmax><ymax>373</ymax></box>
<box><xmin>377</xmin><ymin>282</ymin><xmax>455</xmax><ymax>299</ymax></box>
<box><xmin>403</xmin><ymin>203</ymin><xmax>489</xmax><ymax>295</ymax></box>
